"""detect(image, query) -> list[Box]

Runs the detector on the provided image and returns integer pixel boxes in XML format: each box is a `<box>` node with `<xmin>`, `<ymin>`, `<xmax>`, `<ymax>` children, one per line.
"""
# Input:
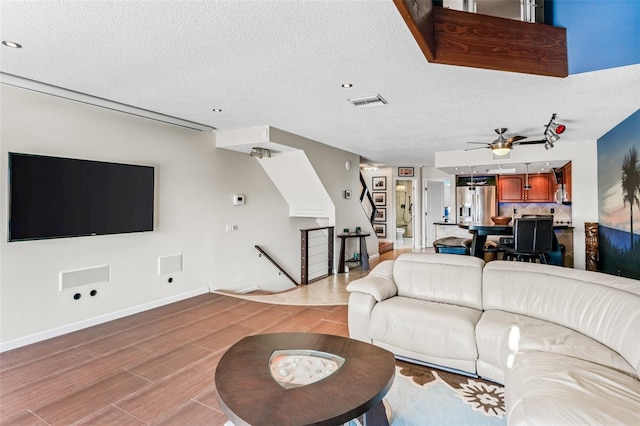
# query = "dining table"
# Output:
<box><xmin>458</xmin><ymin>222</ymin><xmax>563</xmax><ymax>264</ymax></box>
<box><xmin>458</xmin><ymin>222</ymin><xmax>514</xmax><ymax>258</ymax></box>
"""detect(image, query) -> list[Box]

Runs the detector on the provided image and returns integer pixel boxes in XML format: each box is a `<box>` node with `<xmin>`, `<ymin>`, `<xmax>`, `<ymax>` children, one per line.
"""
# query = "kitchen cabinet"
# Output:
<box><xmin>554</xmin><ymin>227</ymin><xmax>574</xmax><ymax>268</ymax></box>
<box><xmin>561</xmin><ymin>162</ymin><xmax>572</xmax><ymax>202</ymax></box>
<box><xmin>498</xmin><ymin>175</ymin><xmax>524</xmax><ymax>202</ymax></box>
<box><xmin>526</xmin><ymin>174</ymin><xmax>553</xmax><ymax>202</ymax></box>
<box><xmin>498</xmin><ymin>174</ymin><xmax>553</xmax><ymax>202</ymax></box>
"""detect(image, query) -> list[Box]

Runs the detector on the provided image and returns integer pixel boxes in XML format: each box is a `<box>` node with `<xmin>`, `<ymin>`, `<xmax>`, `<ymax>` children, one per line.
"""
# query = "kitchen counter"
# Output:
<box><xmin>434</xmin><ymin>221</ymin><xmax>574</xmax><ymax>229</ymax></box>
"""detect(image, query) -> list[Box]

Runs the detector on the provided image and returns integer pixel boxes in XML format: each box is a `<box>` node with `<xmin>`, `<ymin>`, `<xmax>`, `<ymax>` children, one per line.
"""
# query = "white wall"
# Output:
<box><xmin>0</xmin><ymin>86</ymin><xmax>364</xmax><ymax>348</ymax></box>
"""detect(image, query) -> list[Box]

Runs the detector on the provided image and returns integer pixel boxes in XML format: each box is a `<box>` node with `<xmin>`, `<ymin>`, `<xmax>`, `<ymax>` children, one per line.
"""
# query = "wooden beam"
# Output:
<box><xmin>393</xmin><ymin>2</ymin><xmax>568</xmax><ymax>78</ymax></box>
<box><xmin>393</xmin><ymin>0</ymin><xmax>436</xmax><ymax>62</ymax></box>
<box><xmin>434</xmin><ymin>8</ymin><xmax>567</xmax><ymax>77</ymax></box>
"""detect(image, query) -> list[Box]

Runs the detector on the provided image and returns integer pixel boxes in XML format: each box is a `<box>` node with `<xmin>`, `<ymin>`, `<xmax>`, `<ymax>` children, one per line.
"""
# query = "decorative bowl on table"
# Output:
<box><xmin>491</xmin><ymin>216</ymin><xmax>512</xmax><ymax>225</ymax></box>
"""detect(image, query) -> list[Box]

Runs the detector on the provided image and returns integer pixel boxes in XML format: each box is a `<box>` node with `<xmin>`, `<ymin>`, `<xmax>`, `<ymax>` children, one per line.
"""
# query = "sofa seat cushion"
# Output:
<box><xmin>476</xmin><ymin>310</ymin><xmax>635</xmax><ymax>383</ymax></box>
<box><xmin>506</xmin><ymin>351</ymin><xmax>640</xmax><ymax>425</ymax></box>
<box><xmin>369</xmin><ymin>296</ymin><xmax>482</xmax><ymax>361</ymax></box>
<box><xmin>483</xmin><ymin>261</ymin><xmax>640</xmax><ymax>375</ymax></box>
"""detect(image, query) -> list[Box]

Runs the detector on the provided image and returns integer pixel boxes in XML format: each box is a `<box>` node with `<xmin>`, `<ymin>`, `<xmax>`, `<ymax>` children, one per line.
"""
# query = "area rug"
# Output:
<box><xmin>382</xmin><ymin>361</ymin><xmax>506</xmax><ymax>425</ymax></box>
<box><xmin>225</xmin><ymin>359</ymin><xmax>506</xmax><ymax>426</ymax></box>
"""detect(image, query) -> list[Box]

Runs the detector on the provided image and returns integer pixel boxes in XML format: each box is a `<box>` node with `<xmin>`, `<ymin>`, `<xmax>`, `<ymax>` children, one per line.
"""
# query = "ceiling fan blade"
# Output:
<box><xmin>507</xmin><ymin>135</ymin><xmax>527</xmax><ymax>143</ymax></box>
<box><xmin>465</xmin><ymin>146</ymin><xmax>490</xmax><ymax>151</ymax></box>
<box><xmin>514</xmin><ymin>139</ymin><xmax>546</xmax><ymax>145</ymax></box>
<box><xmin>466</xmin><ymin>142</ymin><xmax>491</xmax><ymax>145</ymax></box>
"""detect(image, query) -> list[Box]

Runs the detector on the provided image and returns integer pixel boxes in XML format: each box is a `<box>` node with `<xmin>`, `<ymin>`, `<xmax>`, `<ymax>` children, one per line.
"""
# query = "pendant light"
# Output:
<box><xmin>524</xmin><ymin>163</ymin><xmax>531</xmax><ymax>191</ymax></box>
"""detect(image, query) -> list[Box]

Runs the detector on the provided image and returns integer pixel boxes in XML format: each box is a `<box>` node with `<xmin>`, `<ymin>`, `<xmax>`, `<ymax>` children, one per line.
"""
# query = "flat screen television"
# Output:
<box><xmin>8</xmin><ymin>153</ymin><xmax>154</xmax><ymax>241</ymax></box>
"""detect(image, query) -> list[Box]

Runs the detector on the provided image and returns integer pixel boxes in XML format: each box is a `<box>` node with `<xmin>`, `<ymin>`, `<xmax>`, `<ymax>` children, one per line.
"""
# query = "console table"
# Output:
<box><xmin>337</xmin><ymin>232</ymin><xmax>370</xmax><ymax>273</ymax></box>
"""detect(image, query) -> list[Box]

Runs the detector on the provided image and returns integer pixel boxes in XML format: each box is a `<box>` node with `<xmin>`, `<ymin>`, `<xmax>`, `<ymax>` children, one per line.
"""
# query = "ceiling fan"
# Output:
<box><xmin>465</xmin><ymin>128</ymin><xmax>545</xmax><ymax>156</ymax></box>
<box><xmin>465</xmin><ymin>114</ymin><xmax>566</xmax><ymax>156</ymax></box>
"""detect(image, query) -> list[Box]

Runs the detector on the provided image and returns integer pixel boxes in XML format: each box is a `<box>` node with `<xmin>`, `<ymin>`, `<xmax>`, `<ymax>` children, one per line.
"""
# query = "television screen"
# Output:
<box><xmin>9</xmin><ymin>153</ymin><xmax>154</xmax><ymax>241</ymax></box>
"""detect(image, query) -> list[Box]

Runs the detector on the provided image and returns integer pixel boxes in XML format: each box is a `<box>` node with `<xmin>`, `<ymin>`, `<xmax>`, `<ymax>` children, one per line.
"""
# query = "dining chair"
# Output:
<box><xmin>503</xmin><ymin>217</ymin><xmax>554</xmax><ymax>263</ymax></box>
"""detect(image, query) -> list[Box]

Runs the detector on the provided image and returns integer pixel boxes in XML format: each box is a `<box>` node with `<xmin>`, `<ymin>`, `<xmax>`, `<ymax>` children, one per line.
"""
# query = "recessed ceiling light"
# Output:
<box><xmin>2</xmin><ymin>40</ymin><xmax>22</xmax><ymax>48</ymax></box>
<box><xmin>212</xmin><ymin>108</ymin><xmax>222</xmax><ymax>112</ymax></box>
<box><xmin>341</xmin><ymin>83</ymin><xmax>353</xmax><ymax>88</ymax></box>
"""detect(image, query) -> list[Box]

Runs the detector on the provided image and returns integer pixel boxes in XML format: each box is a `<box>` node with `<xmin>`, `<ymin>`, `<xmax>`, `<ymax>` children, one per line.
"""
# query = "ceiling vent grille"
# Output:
<box><xmin>348</xmin><ymin>94</ymin><xmax>388</xmax><ymax>108</ymax></box>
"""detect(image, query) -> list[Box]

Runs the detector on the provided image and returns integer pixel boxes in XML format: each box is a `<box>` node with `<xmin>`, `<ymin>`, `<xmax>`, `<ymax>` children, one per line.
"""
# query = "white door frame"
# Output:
<box><xmin>394</xmin><ymin>177</ymin><xmax>420</xmax><ymax>248</ymax></box>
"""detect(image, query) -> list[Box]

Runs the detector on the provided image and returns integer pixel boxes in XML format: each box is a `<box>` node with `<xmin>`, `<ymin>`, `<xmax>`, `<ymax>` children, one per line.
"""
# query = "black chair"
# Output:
<box><xmin>433</xmin><ymin>237</ymin><xmax>472</xmax><ymax>255</ymax></box>
<box><xmin>503</xmin><ymin>217</ymin><xmax>554</xmax><ymax>263</ymax></box>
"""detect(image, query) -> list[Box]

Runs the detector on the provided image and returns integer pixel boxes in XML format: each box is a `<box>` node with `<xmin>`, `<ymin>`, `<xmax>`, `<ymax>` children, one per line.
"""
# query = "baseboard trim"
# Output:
<box><xmin>0</xmin><ymin>287</ymin><xmax>210</xmax><ymax>353</ymax></box>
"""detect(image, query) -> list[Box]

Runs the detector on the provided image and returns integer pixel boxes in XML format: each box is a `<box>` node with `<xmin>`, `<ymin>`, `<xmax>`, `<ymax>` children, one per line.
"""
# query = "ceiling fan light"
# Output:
<box><xmin>492</xmin><ymin>147</ymin><xmax>511</xmax><ymax>156</ymax></box>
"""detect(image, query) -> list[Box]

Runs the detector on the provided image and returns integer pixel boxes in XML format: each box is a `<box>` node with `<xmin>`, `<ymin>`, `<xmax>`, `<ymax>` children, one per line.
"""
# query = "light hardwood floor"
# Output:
<box><xmin>0</xmin><ymin>247</ymin><xmax>425</xmax><ymax>425</ymax></box>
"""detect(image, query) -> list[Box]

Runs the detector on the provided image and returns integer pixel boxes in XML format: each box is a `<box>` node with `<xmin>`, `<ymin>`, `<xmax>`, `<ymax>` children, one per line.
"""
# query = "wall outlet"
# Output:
<box><xmin>225</xmin><ymin>224</ymin><xmax>239</xmax><ymax>232</ymax></box>
<box><xmin>550</xmin><ymin>208</ymin><xmax>555</xmax><ymax>214</ymax></box>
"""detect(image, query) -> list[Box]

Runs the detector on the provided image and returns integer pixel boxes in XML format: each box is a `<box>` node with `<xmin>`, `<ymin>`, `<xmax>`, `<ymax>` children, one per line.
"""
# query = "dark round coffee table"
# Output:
<box><xmin>215</xmin><ymin>333</ymin><xmax>395</xmax><ymax>426</ymax></box>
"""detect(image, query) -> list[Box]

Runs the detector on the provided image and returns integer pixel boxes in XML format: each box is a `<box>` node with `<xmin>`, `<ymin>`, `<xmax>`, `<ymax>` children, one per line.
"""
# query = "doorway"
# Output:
<box><xmin>395</xmin><ymin>180</ymin><xmax>414</xmax><ymax>247</ymax></box>
<box><xmin>424</xmin><ymin>179</ymin><xmax>450</xmax><ymax>247</ymax></box>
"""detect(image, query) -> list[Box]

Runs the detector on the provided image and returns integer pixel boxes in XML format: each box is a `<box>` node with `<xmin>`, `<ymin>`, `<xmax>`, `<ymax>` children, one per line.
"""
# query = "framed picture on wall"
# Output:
<box><xmin>374</xmin><ymin>224</ymin><xmax>386</xmax><ymax>238</ymax></box>
<box><xmin>373</xmin><ymin>192</ymin><xmax>386</xmax><ymax>206</ymax></box>
<box><xmin>374</xmin><ymin>208</ymin><xmax>386</xmax><ymax>222</ymax></box>
<box><xmin>398</xmin><ymin>167</ymin><xmax>414</xmax><ymax>177</ymax></box>
<box><xmin>372</xmin><ymin>176</ymin><xmax>387</xmax><ymax>190</ymax></box>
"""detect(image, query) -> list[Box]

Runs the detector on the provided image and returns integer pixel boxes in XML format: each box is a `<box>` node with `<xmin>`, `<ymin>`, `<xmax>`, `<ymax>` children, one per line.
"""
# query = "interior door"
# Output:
<box><xmin>424</xmin><ymin>180</ymin><xmax>445</xmax><ymax>248</ymax></box>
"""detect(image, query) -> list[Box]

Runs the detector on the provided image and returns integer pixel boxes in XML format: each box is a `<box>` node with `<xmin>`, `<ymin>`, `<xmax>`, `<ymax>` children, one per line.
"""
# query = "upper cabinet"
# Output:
<box><xmin>498</xmin><ymin>173</ymin><xmax>553</xmax><ymax>202</ymax></box>
<box><xmin>498</xmin><ymin>175</ymin><xmax>524</xmax><ymax>202</ymax></box>
<box><xmin>526</xmin><ymin>174</ymin><xmax>553</xmax><ymax>202</ymax></box>
<box><xmin>562</xmin><ymin>162</ymin><xmax>572</xmax><ymax>203</ymax></box>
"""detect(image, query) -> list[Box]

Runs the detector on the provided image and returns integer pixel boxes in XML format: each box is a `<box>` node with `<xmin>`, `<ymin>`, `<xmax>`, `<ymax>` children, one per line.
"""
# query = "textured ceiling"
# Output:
<box><xmin>1</xmin><ymin>1</ymin><xmax>639</xmax><ymax>167</ymax></box>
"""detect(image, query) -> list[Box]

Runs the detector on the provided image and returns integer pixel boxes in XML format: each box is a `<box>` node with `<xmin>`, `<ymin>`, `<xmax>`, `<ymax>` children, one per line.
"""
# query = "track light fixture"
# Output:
<box><xmin>249</xmin><ymin>147</ymin><xmax>271</xmax><ymax>159</ymax></box>
<box><xmin>542</xmin><ymin>113</ymin><xmax>566</xmax><ymax>149</ymax></box>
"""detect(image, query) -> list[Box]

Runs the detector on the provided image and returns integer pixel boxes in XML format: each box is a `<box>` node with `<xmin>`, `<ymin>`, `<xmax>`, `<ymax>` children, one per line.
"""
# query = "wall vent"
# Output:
<box><xmin>158</xmin><ymin>253</ymin><xmax>183</xmax><ymax>276</ymax></box>
<box><xmin>59</xmin><ymin>265</ymin><xmax>109</xmax><ymax>291</ymax></box>
<box><xmin>347</xmin><ymin>94</ymin><xmax>388</xmax><ymax>108</ymax></box>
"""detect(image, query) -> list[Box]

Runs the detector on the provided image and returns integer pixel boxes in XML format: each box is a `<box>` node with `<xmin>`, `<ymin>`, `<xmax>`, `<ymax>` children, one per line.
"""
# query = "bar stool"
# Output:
<box><xmin>503</xmin><ymin>217</ymin><xmax>554</xmax><ymax>263</ymax></box>
<box><xmin>433</xmin><ymin>237</ymin><xmax>472</xmax><ymax>255</ymax></box>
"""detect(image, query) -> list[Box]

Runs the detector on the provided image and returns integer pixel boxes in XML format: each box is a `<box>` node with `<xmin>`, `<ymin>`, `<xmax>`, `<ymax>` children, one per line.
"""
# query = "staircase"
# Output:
<box><xmin>359</xmin><ymin>172</ymin><xmax>393</xmax><ymax>254</ymax></box>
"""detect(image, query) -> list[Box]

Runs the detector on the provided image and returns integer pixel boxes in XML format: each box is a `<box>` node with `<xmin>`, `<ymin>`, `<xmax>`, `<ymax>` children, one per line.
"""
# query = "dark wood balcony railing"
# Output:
<box><xmin>393</xmin><ymin>0</ymin><xmax>568</xmax><ymax>77</ymax></box>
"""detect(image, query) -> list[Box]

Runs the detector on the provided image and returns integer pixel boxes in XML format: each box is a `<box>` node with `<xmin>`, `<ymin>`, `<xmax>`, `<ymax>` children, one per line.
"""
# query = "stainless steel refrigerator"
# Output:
<box><xmin>456</xmin><ymin>185</ymin><xmax>497</xmax><ymax>223</ymax></box>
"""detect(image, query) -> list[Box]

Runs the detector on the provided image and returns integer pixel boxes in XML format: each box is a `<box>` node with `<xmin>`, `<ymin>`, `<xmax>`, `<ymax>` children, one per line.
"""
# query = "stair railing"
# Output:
<box><xmin>254</xmin><ymin>245</ymin><xmax>299</xmax><ymax>286</ymax></box>
<box><xmin>360</xmin><ymin>172</ymin><xmax>377</xmax><ymax>224</ymax></box>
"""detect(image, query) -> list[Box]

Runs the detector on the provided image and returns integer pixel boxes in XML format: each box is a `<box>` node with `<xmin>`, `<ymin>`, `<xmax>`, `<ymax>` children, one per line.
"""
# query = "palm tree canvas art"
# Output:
<box><xmin>597</xmin><ymin>109</ymin><xmax>640</xmax><ymax>279</ymax></box>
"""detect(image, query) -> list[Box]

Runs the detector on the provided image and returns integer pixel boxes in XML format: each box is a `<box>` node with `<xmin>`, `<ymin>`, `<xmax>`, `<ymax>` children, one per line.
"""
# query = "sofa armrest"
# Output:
<box><xmin>346</xmin><ymin>260</ymin><xmax>397</xmax><ymax>301</ymax></box>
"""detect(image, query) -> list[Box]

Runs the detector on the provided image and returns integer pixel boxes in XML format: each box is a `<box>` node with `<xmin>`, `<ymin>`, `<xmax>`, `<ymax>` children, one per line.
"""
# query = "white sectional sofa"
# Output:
<box><xmin>347</xmin><ymin>253</ymin><xmax>640</xmax><ymax>425</ymax></box>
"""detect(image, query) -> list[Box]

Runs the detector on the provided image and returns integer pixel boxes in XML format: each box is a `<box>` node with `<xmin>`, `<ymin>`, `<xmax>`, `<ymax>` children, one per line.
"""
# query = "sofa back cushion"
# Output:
<box><xmin>392</xmin><ymin>253</ymin><xmax>485</xmax><ymax>310</ymax></box>
<box><xmin>483</xmin><ymin>261</ymin><xmax>640</xmax><ymax>375</ymax></box>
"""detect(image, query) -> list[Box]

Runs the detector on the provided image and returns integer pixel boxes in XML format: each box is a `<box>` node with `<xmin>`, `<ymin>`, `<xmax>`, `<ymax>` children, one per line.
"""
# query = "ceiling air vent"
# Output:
<box><xmin>348</xmin><ymin>94</ymin><xmax>387</xmax><ymax>108</ymax></box>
